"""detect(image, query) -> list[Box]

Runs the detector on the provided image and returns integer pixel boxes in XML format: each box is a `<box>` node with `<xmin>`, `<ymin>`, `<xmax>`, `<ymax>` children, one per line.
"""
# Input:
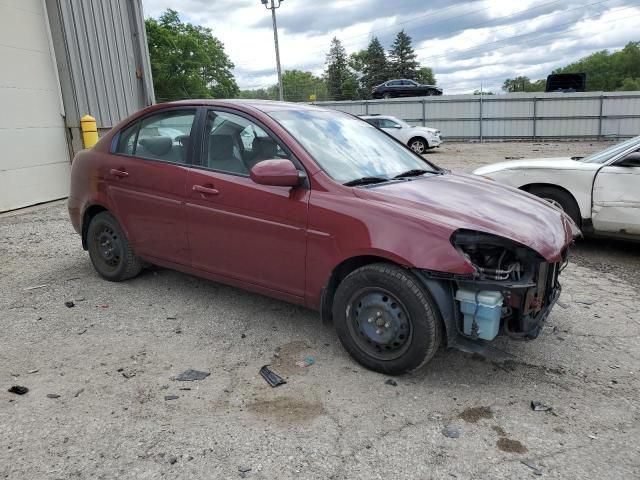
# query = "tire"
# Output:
<box><xmin>383</xmin><ymin>93</ymin><xmax>391</xmax><ymax>99</ymax></box>
<box><xmin>409</xmin><ymin>137</ymin><xmax>428</xmax><ymax>155</ymax></box>
<box><xmin>87</xmin><ymin>211</ymin><xmax>142</xmax><ymax>282</ymax></box>
<box><xmin>332</xmin><ymin>263</ymin><xmax>442</xmax><ymax>375</ymax></box>
<box><xmin>528</xmin><ymin>186</ymin><xmax>581</xmax><ymax>227</ymax></box>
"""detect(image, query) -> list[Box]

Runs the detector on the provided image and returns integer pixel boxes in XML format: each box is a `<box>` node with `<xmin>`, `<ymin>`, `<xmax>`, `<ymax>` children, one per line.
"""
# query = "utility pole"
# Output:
<box><xmin>262</xmin><ymin>0</ymin><xmax>284</xmax><ymax>101</ymax></box>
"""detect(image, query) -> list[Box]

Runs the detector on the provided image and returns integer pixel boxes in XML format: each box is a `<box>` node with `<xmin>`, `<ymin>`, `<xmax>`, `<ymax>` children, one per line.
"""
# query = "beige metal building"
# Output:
<box><xmin>0</xmin><ymin>0</ymin><xmax>154</xmax><ymax>213</ymax></box>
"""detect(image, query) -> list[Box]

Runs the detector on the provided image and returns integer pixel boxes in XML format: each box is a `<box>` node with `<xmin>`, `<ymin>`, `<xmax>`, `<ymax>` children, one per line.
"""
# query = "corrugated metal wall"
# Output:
<box><xmin>45</xmin><ymin>0</ymin><xmax>154</xmax><ymax>130</ymax></box>
<box><xmin>316</xmin><ymin>92</ymin><xmax>640</xmax><ymax>141</ymax></box>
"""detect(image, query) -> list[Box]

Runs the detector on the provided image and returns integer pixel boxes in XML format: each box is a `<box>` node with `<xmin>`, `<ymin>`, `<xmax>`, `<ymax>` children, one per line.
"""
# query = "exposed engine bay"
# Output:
<box><xmin>446</xmin><ymin>230</ymin><xmax>569</xmax><ymax>341</ymax></box>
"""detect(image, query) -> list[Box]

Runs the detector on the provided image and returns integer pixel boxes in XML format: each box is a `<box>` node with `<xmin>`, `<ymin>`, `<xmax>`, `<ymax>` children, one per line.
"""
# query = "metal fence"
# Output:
<box><xmin>315</xmin><ymin>91</ymin><xmax>640</xmax><ymax>141</ymax></box>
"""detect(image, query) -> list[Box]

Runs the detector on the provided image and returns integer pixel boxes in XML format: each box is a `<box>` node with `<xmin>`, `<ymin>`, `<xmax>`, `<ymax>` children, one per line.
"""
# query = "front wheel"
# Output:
<box><xmin>528</xmin><ymin>186</ymin><xmax>581</xmax><ymax>228</ymax></box>
<box><xmin>87</xmin><ymin>211</ymin><xmax>142</xmax><ymax>282</ymax></box>
<box><xmin>409</xmin><ymin>138</ymin><xmax>428</xmax><ymax>154</ymax></box>
<box><xmin>332</xmin><ymin>264</ymin><xmax>441</xmax><ymax>375</ymax></box>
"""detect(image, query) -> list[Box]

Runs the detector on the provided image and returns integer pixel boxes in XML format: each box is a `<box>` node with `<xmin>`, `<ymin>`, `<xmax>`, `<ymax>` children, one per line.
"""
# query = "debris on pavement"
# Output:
<box><xmin>531</xmin><ymin>400</ymin><xmax>553</xmax><ymax>412</ymax></box>
<box><xmin>174</xmin><ymin>326</ymin><xmax>182</xmax><ymax>334</ymax></box>
<box><xmin>241</xmin><ymin>333</ymin><xmax>246</xmax><ymax>338</ymax></box>
<box><xmin>295</xmin><ymin>355</ymin><xmax>315</xmax><ymax>368</ymax></box>
<box><xmin>46</xmin><ymin>393</ymin><xmax>61</xmax><ymax>399</ymax></box>
<box><xmin>24</xmin><ymin>284</ymin><xmax>49</xmax><ymax>291</ymax></box>
<box><xmin>8</xmin><ymin>386</ymin><xmax>29</xmax><ymax>395</ymax></box>
<box><xmin>77</xmin><ymin>328</ymin><xmax>87</xmax><ymax>335</ymax></box>
<box><xmin>385</xmin><ymin>379</ymin><xmax>398</xmax><ymax>387</ymax></box>
<box><xmin>64</xmin><ymin>301</ymin><xmax>75</xmax><ymax>308</ymax></box>
<box><xmin>505</xmin><ymin>156</ymin><xmax>524</xmax><ymax>159</ymax></box>
<box><xmin>238</xmin><ymin>466</ymin><xmax>252</xmax><ymax>478</ymax></box>
<box><xmin>259</xmin><ymin>365</ymin><xmax>286</xmax><ymax>387</ymax></box>
<box><xmin>168</xmin><ymin>455</ymin><xmax>178</xmax><ymax>464</ymax></box>
<box><xmin>521</xmin><ymin>460</ymin><xmax>543</xmax><ymax>476</ymax></box>
<box><xmin>164</xmin><ymin>395</ymin><xmax>179</xmax><ymax>401</ymax></box>
<box><xmin>442</xmin><ymin>426</ymin><xmax>460</xmax><ymax>438</ymax></box>
<box><xmin>174</xmin><ymin>369</ymin><xmax>210</xmax><ymax>382</ymax></box>
<box><xmin>74</xmin><ymin>388</ymin><xmax>84</xmax><ymax>397</ymax></box>
<box><xmin>27</xmin><ymin>369</ymin><xmax>39</xmax><ymax>374</ymax></box>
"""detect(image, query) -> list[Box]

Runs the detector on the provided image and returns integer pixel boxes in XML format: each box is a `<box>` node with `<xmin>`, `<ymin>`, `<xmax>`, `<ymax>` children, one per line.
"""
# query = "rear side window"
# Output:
<box><xmin>115</xmin><ymin>109</ymin><xmax>196</xmax><ymax>165</ymax></box>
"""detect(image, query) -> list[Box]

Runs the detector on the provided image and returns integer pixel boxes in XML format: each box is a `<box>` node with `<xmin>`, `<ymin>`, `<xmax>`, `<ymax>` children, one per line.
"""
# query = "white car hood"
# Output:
<box><xmin>474</xmin><ymin>157</ymin><xmax>598</xmax><ymax>175</ymax></box>
<box><xmin>412</xmin><ymin>126</ymin><xmax>439</xmax><ymax>134</ymax></box>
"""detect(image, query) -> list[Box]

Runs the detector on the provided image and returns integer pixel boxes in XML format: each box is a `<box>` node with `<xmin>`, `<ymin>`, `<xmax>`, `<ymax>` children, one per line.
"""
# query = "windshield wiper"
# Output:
<box><xmin>343</xmin><ymin>176</ymin><xmax>390</xmax><ymax>187</ymax></box>
<box><xmin>393</xmin><ymin>169</ymin><xmax>432</xmax><ymax>179</ymax></box>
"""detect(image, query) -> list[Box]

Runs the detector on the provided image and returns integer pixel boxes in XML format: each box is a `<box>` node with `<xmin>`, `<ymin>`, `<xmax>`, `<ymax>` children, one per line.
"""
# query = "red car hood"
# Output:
<box><xmin>354</xmin><ymin>172</ymin><xmax>580</xmax><ymax>262</ymax></box>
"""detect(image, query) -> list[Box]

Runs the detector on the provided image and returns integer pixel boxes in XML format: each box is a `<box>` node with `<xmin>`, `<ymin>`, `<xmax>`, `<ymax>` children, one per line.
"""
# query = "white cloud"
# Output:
<box><xmin>142</xmin><ymin>0</ymin><xmax>640</xmax><ymax>93</ymax></box>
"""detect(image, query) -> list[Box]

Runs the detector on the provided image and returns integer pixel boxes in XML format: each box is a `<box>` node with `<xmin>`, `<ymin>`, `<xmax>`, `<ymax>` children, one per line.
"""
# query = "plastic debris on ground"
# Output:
<box><xmin>164</xmin><ymin>395</ymin><xmax>179</xmax><ymax>401</ymax></box>
<box><xmin>259</xmin><ymin>365</ymin><xmax>286</xmax><ymax>387</ymax></box>
<box><xmin>442</xmin><ymin>426</ymin><xmax>460</xmax><ymax>438</ymax></box>
<box><xmin>64</xmin><ymin>301</ymin><xmax>75</xmax><ymax>308</ymax></box>
<box><xmin>8</xmin><ymin>386</ymin><xmax>29</xmax><ymax>395</ymax></box>
<box><xmin>385</xmin><ymin>379</ymin><xmax>398</xmax><ymax>387</ymax></box>
<box><xmin>531</xmin><ymin>400</ymin><xmax>552</xmax><ymax>411</ymax></box>
<box><xmin>174</xmin><ymin>369</ymin><xmax>210</xmax><ymax>382</ymax></box>
<box><xmin>295</xmin><ymin>355</ymin><xmax>315</xmax><ymax>368</ymax></box>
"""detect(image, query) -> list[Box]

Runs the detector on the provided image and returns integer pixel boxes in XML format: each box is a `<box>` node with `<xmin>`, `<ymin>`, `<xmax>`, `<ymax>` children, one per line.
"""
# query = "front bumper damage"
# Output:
<box><xmin>414</xmin><ymin>232</ymin><xmax>570</xmax><ymax>357</ymax></box>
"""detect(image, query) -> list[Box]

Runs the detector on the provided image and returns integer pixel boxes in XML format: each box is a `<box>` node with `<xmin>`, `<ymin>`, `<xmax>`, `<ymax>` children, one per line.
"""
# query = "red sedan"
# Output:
<box><xmin>68</xmin><ymin>100</ymin><xmax>579</xmax><ymax>374</ymax></box>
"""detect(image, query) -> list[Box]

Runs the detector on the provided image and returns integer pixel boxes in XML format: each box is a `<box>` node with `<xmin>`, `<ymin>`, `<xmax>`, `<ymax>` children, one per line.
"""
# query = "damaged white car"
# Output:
<box><xmin>473</xmin><ymin>136</ymin><xmax>640</xmax><ymax>240</ymax></box>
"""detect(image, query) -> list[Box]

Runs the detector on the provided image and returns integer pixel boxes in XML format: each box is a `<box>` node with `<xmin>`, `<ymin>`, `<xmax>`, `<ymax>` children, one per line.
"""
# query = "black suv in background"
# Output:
<box><xmin>372</xmin><ymin>79</ymin><xmax>443</xmax><ymax>99</ymax></box>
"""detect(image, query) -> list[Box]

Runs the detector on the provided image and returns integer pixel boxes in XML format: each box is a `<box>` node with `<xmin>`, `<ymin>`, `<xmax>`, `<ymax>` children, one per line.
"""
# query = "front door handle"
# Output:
<box><xmin>192</xmin><ymin>184</ymin><xmax>219</xmax><ymax>195</ymax></box>
<box><xmin>109</xmin><ymin>168</ymin><xmax>129</xmax><ymax>178</ymax></box>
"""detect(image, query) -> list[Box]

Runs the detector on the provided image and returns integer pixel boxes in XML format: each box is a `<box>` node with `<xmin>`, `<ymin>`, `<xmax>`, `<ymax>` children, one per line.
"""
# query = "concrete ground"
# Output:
<box><xmin>1</xmin><ymin>142</ymin><xmax>638</xmax><ymax>479</ymax></box>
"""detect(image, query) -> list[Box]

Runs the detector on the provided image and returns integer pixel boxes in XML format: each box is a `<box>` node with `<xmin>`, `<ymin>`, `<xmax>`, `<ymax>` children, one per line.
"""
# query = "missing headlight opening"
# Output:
<box><xmin>447</xmin><ymin>229</ymin><xmax>565</xmax><ymax>342</ymax></box>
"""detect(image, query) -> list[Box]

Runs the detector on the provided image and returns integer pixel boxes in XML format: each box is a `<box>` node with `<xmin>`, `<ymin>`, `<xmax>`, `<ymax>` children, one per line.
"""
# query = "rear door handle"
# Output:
<box><xmin>109</xmin><ymin>169</ymin><xmax>129</xmax><ymax>178</ymax></box>
<box><xmin>192</xmin><ymin>184</ymin><xmax>219</xmax><ymax>195</ymax></box>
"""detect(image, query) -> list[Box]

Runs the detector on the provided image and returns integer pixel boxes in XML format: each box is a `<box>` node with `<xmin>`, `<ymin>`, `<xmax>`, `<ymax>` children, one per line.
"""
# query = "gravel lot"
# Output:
<box><xmin>1</xmin><ymin>142</ymin><xmax>639</xmax><ymax>479</ymax></box>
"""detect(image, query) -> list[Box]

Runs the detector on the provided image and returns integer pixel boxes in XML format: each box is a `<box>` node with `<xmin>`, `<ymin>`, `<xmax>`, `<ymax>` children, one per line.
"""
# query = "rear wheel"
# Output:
<box><xmin>528</xmin><ymin>186</ymin><xmax>581</xmax><ymax>227</ymax></box>
<box><xmin>409</xmin><ymin>137</ymin><xmax>428</xmax><ymax>154</ymax></box>
<box><xmin>87</xmin><ymin>211</ymin><xmax>142</xmax><ymax>282</ymax></box>
<box><xmin>332</xmin><ymin>263</ymin><xmax>441</xmax><ymax>375</ymax></box>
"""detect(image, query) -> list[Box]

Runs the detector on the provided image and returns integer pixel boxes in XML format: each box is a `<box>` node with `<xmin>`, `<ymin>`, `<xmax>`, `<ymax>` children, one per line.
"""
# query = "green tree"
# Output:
<box><xmin>388</xmin><ymin>30</ymin><xmax>419</xmax><ymax>79</ymax></box>
<box><xmin>619</xmin><ymin>77</ymin><xmax>640</xmax><ymax>91</ymax></box>
<box><xmin>502</xmin><ymin>76</ymin><xmax>545</xmax><ymax>92</ymax></box>
<box><xmin>553</xmin><ymin>41</ymin><xmax>640</xmax><ymax>91</ymax></box>
<box><xmin>362</xmin><ymin>37</ymin><xmax>389</xmax><ymax>94</ymax></box>
<box><xmin>324</xmin><ymin>37</ymin><xmax>357</xmax><ymax>100</ymax></box>
<box><xmin>416</xmin><ymin>66</ymin><xmax>435</xmax><ymax>85</ymax></box>
<box><xmin>473</xmin><ymin>89</ymin><xmax>495</xmax><ymax>95</ymax></box>
<box><xmin>281</xmin><ymin>70</ymin><xmax>328</xmax><ymax>102</ymax></box>
<box><xmin>145</xmin><ymin>9</ymin><xmax>238</xmax><ymax>101</ymax></box>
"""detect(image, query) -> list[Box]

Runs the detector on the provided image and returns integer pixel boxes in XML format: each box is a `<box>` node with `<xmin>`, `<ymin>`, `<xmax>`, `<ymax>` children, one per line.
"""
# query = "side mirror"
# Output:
<box><xmin>617</xmin><ymin>152</ymin><xmax>640</xmax><ymax>167</ymax></box>
<box><xmin>250</xmin><ymin>159</ymin><xmax>304</xmax><ymax>187</ymax></box>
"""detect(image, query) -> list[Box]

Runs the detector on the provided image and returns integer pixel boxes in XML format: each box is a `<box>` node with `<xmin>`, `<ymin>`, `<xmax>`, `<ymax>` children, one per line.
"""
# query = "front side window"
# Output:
<box><xmin>202</xmin><ymin>110</ymin><xmax>289</xmax><ymax>176</ymax></box>
<box><xmin>580</xmin><ymin>136</ymin><xmax>640</xmax><ymax>164</ymax></box>
<box><xmin>270</xmin><ymin>109</ymin><xmax>438</xmax><ymax>184</ymax></box>
<box><xmin>115</xmin><ymin>109</ymin><xmax>196</xmax><ymax>164</ymax></box>
<box><xmin>379</xmin><ymin>118</ymin><xmax>401</xmax><ymax>129</ymax></box>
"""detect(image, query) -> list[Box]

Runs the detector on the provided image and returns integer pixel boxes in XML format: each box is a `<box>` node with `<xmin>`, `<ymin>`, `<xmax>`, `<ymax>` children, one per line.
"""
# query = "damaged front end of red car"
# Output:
<box><xmin>414</xmin><ymin>229</ymin><xmax>572</xmax><ymax>355</ymax></box>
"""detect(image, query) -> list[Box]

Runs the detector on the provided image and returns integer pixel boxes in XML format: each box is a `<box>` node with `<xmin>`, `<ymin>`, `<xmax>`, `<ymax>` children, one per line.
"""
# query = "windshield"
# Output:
<box><xmin>269</xmin><ymin>109</ymin><xmax>438</xmax><ymax>184</ymax></box>
<box><xmin>580</xmin><ymin>136</ymin><xmax>640</xmax><ymax>164</ymax></box>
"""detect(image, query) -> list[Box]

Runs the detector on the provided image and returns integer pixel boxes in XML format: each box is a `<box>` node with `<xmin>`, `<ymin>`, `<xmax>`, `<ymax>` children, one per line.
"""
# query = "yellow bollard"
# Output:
<box><xmin>80</xmin><ymin>114</ymin><xmax>99</xmax><ymax>149</ymax></box>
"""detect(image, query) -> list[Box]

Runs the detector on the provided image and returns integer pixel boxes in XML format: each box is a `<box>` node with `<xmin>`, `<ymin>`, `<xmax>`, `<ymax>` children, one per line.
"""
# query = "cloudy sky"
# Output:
<box><xmin>142</xmin><ymin>0</ymin><xmax>640</xmax><ymax>94</ymax></box>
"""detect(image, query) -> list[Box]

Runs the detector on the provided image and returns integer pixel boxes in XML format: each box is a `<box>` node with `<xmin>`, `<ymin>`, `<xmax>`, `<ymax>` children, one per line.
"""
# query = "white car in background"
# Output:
<box><xmin>473</xmin><ymin>136</ymin><xmax>640</xmax><ymax>240</ymax></box>
<box><xmin>360</xmin><ymin>115</ymin><xmax>442</xmax><ymax>154</ymax></box>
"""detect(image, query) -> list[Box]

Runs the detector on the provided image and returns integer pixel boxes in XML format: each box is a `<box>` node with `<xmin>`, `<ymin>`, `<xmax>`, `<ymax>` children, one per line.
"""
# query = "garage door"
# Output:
<box><xmin>0</xmin><ymin>0</ymin><xmax>71</xmax><ymax>212</ymax></box>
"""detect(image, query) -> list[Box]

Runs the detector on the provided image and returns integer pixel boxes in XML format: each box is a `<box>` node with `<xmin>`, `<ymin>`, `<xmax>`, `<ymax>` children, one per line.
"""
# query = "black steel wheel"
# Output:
<box><xmin>87</xmin><ymin>211</ymin><xmax>142</xmax><ymax>282</ymax></box>
<box><xmin>333</xmin><ymin>263</ymin><xmax>442</xmax><ymax>374</ymax></box>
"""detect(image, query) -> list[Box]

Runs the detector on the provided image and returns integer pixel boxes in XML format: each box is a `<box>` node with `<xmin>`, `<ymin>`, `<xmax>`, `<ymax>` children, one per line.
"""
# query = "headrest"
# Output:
<box><xmin>138</xmin><ymin>136</ymin><xmax>172</xmax><ymax>156</ymax></box>
<box><xmin>210</xmin><ymin>135</ymin><xmax>234</xmax><ymax>156</ymax></box>
<box><xmin>175</xmin><ymin>135</ymin><xmax>190</xmax><ymax>148</ymax></box>
<box><xmin>253</xmin><ymin>136</ymin><xmax>277</xmax><ymax>158</ymax></box>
